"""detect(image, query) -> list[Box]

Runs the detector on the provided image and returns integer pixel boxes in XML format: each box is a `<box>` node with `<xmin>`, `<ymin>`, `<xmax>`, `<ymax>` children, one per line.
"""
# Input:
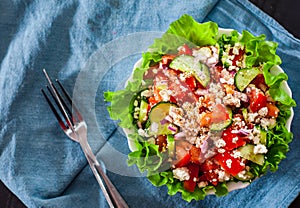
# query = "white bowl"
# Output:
<box><xmin>123</xmin><ymin>28</ymin><xmax>294</xmax><ymax>193</ymax></box>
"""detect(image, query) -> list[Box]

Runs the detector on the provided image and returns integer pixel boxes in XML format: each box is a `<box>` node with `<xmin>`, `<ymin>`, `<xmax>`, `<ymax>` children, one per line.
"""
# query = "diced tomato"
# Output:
<box><xmin>174</xmin><ymin>147</ymin><xmax>191</xmax><ymax>168</ymax></box>
<box><xmin>161</xmin><ymin>55</ymin><xmax>176</xmax><ymax>65</ymax></box>
<box><xmin>215</xmin><ymin>65</ymin><xmax>224</xmax><ymax>73</ymax></box>
<box><xmin>189</xmin><ymin>146</ymin><xmax>202</xmax><ymax>164</ymax></box>
<box><xmin>211</xmin><ymin>104</ymin><xmax>230</xmax><ymax>123</ymax></box>
<box><xmin>148</xmin><ymin>96</ymin><xmax>158</xmax><ymax>107</ymax></box>
<box><xmin>183</xmin><ymin>163</ymin><xmax>200</xmax><ymax>192</ymax></box>
<box><xmin>178</xmin><ymin>44</ymin><xmax>193</xmax><ymax>56</ymax></box>
<box><xmin>173</xmin><ymin>144</ymin><xmax>191</xmax><ymax>168</ymax></box>
<box><xmin>231</xmin><ymin>49</ymin><xmax>245</xmax><ymax>67</ymax></box>
<box><xmin>168</xmin><ymin>78</ymin><xmax>197</xmax><ymax>104</ymax></box>
<box><xmin>251</xmin><ymin>74</ymin><xmax>268</xmax><ymax>91</ymax></box>
<box><xmin>200</xmin><ymin>112</ymin><xmax>212</xmax><ymax>127</ymax></box>
<box><xmin>214</xmin><ymin>151</ymin><xmax>245</xmax><ymax>176</ymax></box>
<box><xmin>205</xmin><ymin>171</ymin><xmax>219</xmax><ymax>186</ymax></box>
<box><xmin>200</xmin><ymin>159</ymin><xmax>219</xmax><ymax>172</ymax></box>
<box><xmin>185</xmin><ymin>76</ymin><xmax>196</xmax><ymax>91</ymax></box>
<box><xmin>249</xmin><ymin>90</ymin><xmax>267</xmax><ymax>112</ymax></box>
<box><xmin>169</xmin><ymin>96</ymin><xmax>177</xmax><ymax>104</ymax></box>
<box><xmin>143</xmin><ymin>66</ymin><xmax>160</xmax><ymax>80</ymax></box>
<box><xmin>266</xmin><ymin>102</ymin><xmax>279</xmax><ymax>118</ymax></box>
<box><xmin>199</xmin><ymin>159</ymin><xmax>220</xmax><ymax>186</ymax></box>
<box><xmin>222</xmin><ymin>126</ymin><xmax>246</xmax><ymax>150</ymax></box>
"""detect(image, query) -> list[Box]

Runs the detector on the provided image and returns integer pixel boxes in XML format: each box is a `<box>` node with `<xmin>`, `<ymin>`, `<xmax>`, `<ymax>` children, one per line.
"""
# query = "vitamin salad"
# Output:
<box><xmin>104</xmin><ymin>15</ymin><xmax>295</xmax><ymax>201</ymax></box>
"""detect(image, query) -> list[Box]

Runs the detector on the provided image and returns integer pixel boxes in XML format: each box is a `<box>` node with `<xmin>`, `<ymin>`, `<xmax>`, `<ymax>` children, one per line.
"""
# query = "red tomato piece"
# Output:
<box><xmin>266</xmin><ymin>102</ymin><xmax>279</xmax><ymax>118</ymax></box>
<box><xmin>222</xmin><ymin>127</ymin><xmax>246</xmax><ymax>150</ymax></box>
<box><xmin>183</xmin><ymin>163</ymin><xmax>200</xmax><ymax>192</ymax></box>
<box><xmin>250</xmin><ymin>74</ymin><xmax>268</xmax><ymax>91</ymax></box>
<box><xmin>174</xmin><ymin>146</ymin><xmax>191</xmax><ymax>168</ymax></box>
<box><xmin>148</xmin><ymin>96</ymin><xmax>158</xmax><ymax>107</ymax></box>
<box><xmin>231</xmin><ymin>49</ymin><xmax>245</xmax><ymax>66</ymax></box>
<box><xmin>249</xmin><ymin>90</ymin><xmax>267</xmax><ymax>112</ymax></box>
<box><xmin>200</xmin><ymin>159</ymin><xmax>219</xmax><ymax>173</ymax></box>
<box><xmin>161</xmin><ymin>55</ymin><xmax>176</xmax><ymax>65</ymax></box>
<box><xmin>169</xmin><ymin>95</ymin><xmax>177</xmax><ymax>104</ymax></box>
<box><xmin>199</xmin><ymin>159</ymin><xmax>220</xmax><ymax>186</ymax></box>
<box><xmin>143</xmin><ymin>66</ymin><xmax>161</xmax><ymax>80</ymax></box>
<box><xmin>185</xmin><ymin>76</ymin><xmax>196</xmax><ymax>91</ymax></box>
<box><xmin>178</xmin><ymin>44</ymin><xmax>193</xmax><ymax>56</ymax></box>
<box><xmin>189</xmin><ymin>146</ymin><xmax>202</xmax><ymax>164</ymax></box>
<box><xmin>211</xmin><ymin>103</ymin><xmax>230</xmax><ymax>123</ymax></box>
<box><xmin>214</xmin><ymin>151</ymin><xmax>245</xmax><ymax>176</ymax></box>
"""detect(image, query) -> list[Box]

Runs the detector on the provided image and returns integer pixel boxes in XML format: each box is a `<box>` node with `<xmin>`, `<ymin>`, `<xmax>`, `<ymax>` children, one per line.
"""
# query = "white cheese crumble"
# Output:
<box><xmin>173</xmin><ymin>167</ymin><xmax>190</xmax><ymax>181</ymax></box>
<box><xmin>233</xmin><ymin>150</ymin><xmax>241</xmax><ymax>158</ymax></box>
<box><xmin>215</xmin><ymin>139</ymin><xmax>226</xmax><ymax>148</ymax></box>
<box><xmin>254</xmin><ymin>144</ymin><xmax>268</xmax><ymax>154</ymax></box>
<box><xmin>159</xmin><ymin>89</ymin><xmax>170</xmax><ymax>101</ymax></box>
<box><xmin>141</xmin><ymin>89</ymin><xmax>153</xmax><ymax>97</ymax></box>
<box><xmin>217</xmin><ymin>169</ymin><xmax>231</xmax><ymax>181</ymax></box>
<box><xmin>247</xmin><ymin>112</ymin><xmax>258</xmax><ymax>123</ymax></box>
<box><xmin>198</xmin><ymin>181</ymin><xmax>208</xmax><ymax>188</ymax></box>
<box><xmin>169</xmin><ymin>106</ymin><xmax>185</xmax><ymax>127</ymax></box>
<box><xmin>218</xmin><ymin>148</ymin><xmax>226</xmax><ymax>153</ymax></box>
<box><xmin>226</xmin><ymin>159</ymin><xmax>232</xmax><ymax>168</ymax></box>
<box><xmin>223</xmin><ymin>94</ymin><xmax>241</xmax><ymax>107</ymax></box>
<box><xmin>258</xmin><ymin>107</ymin><xmax>268</xmax><ymax>117</ymax></box>
<box><xmin>192</xmin><ymin>46</ymin><xmax>219</xmax><ymax>67</ymax></box>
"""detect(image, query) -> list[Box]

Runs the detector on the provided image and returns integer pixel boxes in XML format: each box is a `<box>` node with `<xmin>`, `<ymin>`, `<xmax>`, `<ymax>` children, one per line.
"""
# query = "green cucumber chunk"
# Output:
<box><xmin>138</xmin><ymin>99</ymin><xmax>149</xmax><ymax>123</ymax></box>
<box><xmin>169</xmin><ymin>55</ymin><xmax>210</xmax><ymax>87</ymax></box>
<box><xmin>167</xmin><ymin>134</ymin><xmax>175</xmax><ymax>158</ymax></box>
<box><xmin>148</xmin><ymin>102</ymin><xmax>178</xmax><ymax>135</ymax></box>
<box><xmin>234</xmin><ymin>67</ymin><xmax>261</xmax><ymax>91</ymax></box>
<box><xmin>238</xmin><ymin>144</ymin><xmax>265</xmax><ymax>166</ymax></box>
<box><xmin>149</xmin><ymin>102</ymin><xmax>177</xmax><ymax>123</ymax></box>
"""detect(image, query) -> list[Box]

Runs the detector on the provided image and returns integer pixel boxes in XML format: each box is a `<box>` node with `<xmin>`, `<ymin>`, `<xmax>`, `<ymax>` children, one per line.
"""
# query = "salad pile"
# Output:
<box><xmin>104</xmin><ymin>15</ymin><xmax>296</xmax><ymax>201</ymax></box>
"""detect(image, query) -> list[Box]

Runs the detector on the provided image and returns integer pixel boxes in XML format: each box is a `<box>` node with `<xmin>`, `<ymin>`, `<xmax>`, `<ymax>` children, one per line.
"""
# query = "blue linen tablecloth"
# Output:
<box><xmin>0</xmin><ymin>0</ymin><xmax>299</xmax><ymax>207</ymax></box>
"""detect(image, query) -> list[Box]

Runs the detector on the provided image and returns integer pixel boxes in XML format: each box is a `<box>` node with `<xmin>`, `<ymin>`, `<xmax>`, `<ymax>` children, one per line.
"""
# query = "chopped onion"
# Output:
<box><xmin>174</xmin><ymin>132</ymin><xmax>185</xmax><ymax>139</ymax></box>
<box><xmin>200</xmin><ymin>139</ymin><xmax>208</xmax><ymax>153</ymax></box>
<box><xmin>168</xmin><ymin>124</ymin><xmax>178</xmax><ymax>132</ymax></box>
<box><xmin>237</xmin><ymin>129</ymin><xmax>251</xmax><ymax>137</ymax></box>
<box><xmin>160</xmin><ymin>119</ymin><xmax>168</xmax><ymax>125</ymax></box>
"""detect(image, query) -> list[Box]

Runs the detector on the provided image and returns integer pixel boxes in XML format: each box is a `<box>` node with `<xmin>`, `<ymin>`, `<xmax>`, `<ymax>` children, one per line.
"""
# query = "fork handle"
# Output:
<box><xmin>93</xmin><ymin>161</ymin><xmax>129</xmax><ymax>208</ymax></box>
<box><xmin>81</xmin><ymin>141</ymin><xmax>129</xmax><ymax>208</ymax></box>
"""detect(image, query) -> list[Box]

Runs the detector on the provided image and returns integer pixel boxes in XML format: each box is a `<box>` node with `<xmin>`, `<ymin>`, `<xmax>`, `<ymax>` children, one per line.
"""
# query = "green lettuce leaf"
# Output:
<box><xmin>240</xmin><ymin>30</ymin><xmax>282</xmax><ymax>67</ymax></box>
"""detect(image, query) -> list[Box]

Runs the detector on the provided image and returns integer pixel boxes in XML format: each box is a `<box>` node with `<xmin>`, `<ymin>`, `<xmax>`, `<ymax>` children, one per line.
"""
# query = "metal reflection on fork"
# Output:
<box><xmin>41</xmin><ymin>69</ymin><xmax>128</xmax><ymax>208</ymax></box>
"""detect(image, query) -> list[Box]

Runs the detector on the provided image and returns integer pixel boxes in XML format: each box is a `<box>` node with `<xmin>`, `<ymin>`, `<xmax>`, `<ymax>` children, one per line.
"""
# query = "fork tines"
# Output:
<box><xmin>41</xmin><ymin>69</ymin><xmax>82</xmax><ymax>132</ymax></box>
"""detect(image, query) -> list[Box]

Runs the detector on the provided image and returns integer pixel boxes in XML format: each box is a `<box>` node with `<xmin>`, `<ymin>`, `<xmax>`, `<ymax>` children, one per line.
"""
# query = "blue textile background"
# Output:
<box><xmin>0</xmin><ymin>0</ymin><xmax>299</xmax><ymax>207</ymax></box>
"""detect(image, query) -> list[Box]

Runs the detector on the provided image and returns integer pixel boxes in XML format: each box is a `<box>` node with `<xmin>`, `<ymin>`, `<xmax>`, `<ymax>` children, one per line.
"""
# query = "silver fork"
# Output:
<box><xmin>41</xmin><ymin>69</ymin><xmax>128</xmax><ymax>208</ymax></box>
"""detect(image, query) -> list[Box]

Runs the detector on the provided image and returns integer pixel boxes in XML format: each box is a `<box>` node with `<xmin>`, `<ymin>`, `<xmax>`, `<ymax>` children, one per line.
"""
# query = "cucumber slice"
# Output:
<box><xmin>234</xmin><ymin>68</ymin><xmax>261</xmax><ymax>91</ymax></box>
<box><xmin>260</xmin><ymin>129</ymin><xmax>267</xmax><ymax>145</ymax></box>
<box><xmin>149</xmin><ymin>102</ymin><xmax>177</xmax><ymax>123</ymax></box>
<box><xmin>210</xmin><ymin>106</ymin><xmax>232</xmax><ymax>131</ymax></box>
<box><xmin>169</xmin><ymin>55</ymin><xmax>210</xmax><ymax>87</ymax></box>
<box><xmin>242</xmin><ymin>108</ymin><xmax>248</xmax><ymax>121</ymax></box>
<box><xmin>129</xmin><ymin>88</ymin><xmax>150</xmax><ymax>127</ymax></box>
<box><xmin>238</xmin><ymin>144</ymin><xmax>265</xmax><ymax>166</ymax></box>
<box><xmin>148</xmin><ymin>102</ymin><xmax>178</xmax><ymax>135</ymax></box>
<box><xmin>167</xmin><ymin>134</ymin><xmax>175</xmax><ymax>158</ymax></box>
<box><xmin>138</xmin><ymin>99</ymin><xmax>149</xmax><ymax>123</ymax></box>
